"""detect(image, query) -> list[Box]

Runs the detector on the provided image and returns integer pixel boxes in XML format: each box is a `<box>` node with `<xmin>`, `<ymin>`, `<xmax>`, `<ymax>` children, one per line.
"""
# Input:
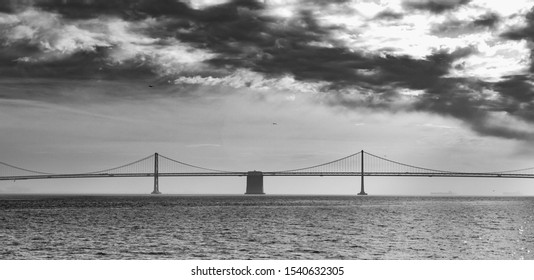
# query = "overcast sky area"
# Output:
<box><xmin>1</xmin><ymin>0</ymin><xmax>534</xmax><ymax>195</ymax></box>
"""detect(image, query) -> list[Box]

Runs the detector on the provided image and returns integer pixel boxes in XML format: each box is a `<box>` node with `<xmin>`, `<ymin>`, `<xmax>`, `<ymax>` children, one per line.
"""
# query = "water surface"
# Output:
<box><xmin>0</xmin><ymin>195</ymin><xmax>532</xmax><ymax>259</ymax></box>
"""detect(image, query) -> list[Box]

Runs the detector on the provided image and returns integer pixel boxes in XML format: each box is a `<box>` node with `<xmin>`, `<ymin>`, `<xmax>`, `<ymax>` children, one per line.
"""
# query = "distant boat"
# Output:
<box><xmin>430</xmin><ymin>191</ymin><xmax>456</xmax><ymax>196</ymax></box>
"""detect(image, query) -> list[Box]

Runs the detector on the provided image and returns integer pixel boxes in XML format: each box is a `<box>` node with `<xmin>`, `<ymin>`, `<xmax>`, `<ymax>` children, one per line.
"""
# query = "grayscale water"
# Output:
<box><xmin>0</xmin><ymin>195</ymin><xmax>533</xmax><ymax>259</ymax></box>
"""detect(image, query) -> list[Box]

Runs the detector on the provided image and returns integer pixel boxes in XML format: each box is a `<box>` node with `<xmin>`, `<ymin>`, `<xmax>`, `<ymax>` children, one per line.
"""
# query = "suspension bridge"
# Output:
<box><xmin>1</xmin><ymin>150</ymin><xmax>534</xmax><ymax>195</ymax></box>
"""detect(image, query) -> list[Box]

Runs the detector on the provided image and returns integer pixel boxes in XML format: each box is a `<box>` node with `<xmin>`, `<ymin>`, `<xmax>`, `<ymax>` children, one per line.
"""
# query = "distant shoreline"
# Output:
<box><xmin>430</xmin><ymin>191</ymin><xmax>456</xmax><ymax>196</ymax></box>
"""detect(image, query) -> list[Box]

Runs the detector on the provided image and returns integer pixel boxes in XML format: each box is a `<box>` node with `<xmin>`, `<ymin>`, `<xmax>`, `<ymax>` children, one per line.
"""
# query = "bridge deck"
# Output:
<box><xmin>2</xmin><ymin>172</ymin><xmax>534</xmax><ymax>181</ymax></box>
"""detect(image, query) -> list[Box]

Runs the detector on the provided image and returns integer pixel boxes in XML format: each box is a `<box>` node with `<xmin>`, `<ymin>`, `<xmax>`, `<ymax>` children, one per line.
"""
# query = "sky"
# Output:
<box><xmin>1</xmin><ymin>0</ymin><xmax>534</xmax><ymax>195</ymax></box>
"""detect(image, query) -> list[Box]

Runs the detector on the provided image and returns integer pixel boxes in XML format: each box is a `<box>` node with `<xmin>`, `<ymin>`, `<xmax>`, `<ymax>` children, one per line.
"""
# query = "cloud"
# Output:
<box><xmin>402</xmin><ymin>0</ymin><xmax>471</xmax><ymax>14</ymax></box>
<box><xmin>501</xmin><ymin>7</ymin><xmax>534</xmax><ymax>41</ymax></box>
<box><xmin>0</xmin><ymin>0</ymin><xmax>34</xmax><ymax>13</ymax></box>
<box><xmin>494</xmin><ymin>75</ymin><xmax>534</xmax><ymax>104</ymax></box>
<box><xmin>0</xmin><ymin>8</ymin><xmax>214</xmax><ymax>80</ymax></box>
<box><xmin>21</xmin><ymin>0</ymin><xmax>261</xmax><ymax>21</ymax></box>
<box><xmin>7</xmin><ymin>10</ymin><xmax>112</xmax><ymax>56</ymax></box>
<box><xmin>491</xmin><ymin>75</ymin><xmax>534</xmax><ymax>126</ymax></box>
<box><xmin>410</xmin><ymin>77</ymin><xmax>534</xmax><ymax>140</ymax></box>
<box><xmin>472</xmin><ymin>12</ymin><xmax>499</xmax><ymax>28</ymax></box>
<box><xmin>430</xmin><ymin>13</ymin><xmax>500</xmax><ymax>37</ymax></box>
<box><xmin>174</xmin><ymin>68</ymin><xmax>329</xmax><ymax>93</ymax></box>
<box><xmin>24</xmin><ymin>0</ymin><xmax>189</xmax><ymax>19</ymax></box>
<box><xmin>1</xmin><ymin>0</ymin><xmax>534</xmax><ymax>142</ymax></box>
<box><xmin>374</xmin><ymin>10</ymin><xmax>404</xmax><ymax>21</ymax></box>
<box><xmin>500</xmin><ymin>7</ymin><xmax>534</xmax><ymax>73</ymax></box>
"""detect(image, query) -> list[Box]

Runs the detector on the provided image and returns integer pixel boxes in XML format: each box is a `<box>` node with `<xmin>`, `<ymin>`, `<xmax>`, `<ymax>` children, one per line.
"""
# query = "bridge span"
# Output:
<box><xmin>2</xmin><ymin>151</ymin><xmax>534</xmax><ymax>195</ymax></box>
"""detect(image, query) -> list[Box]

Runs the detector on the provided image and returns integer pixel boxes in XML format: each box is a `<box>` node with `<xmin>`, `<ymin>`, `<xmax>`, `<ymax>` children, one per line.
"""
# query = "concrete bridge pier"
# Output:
<box><xmin>245</xmin><ymin>171</ymin><xmax>265</xmax><ymax>195</ymax></box>
<box><xmin>358</xmin><ymin>173</ymin><xmax>367</xmax><ymax>195</ymax></box>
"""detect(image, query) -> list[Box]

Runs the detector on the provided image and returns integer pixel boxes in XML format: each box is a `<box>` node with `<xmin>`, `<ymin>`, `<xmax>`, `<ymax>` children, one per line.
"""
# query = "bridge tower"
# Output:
<box><xmin>358</xmin><ymin>150</ymin><xmax>367</xmax><ymax>195</ymax></box>
<box><xmin>151</xmin><ymin>153</ymin><xmax>162</xmax><ymax>194</ymax></box>
<box><xmin>245</xmin><ymin>171</ymin><xmax>265</xmax><ymax>194</ymax></box>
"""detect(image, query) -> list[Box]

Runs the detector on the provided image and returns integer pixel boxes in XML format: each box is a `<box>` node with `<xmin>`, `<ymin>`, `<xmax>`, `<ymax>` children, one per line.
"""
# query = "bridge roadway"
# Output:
<box><xmin>2</xmin><ymin>171</ymin><xmax>534</xmax><ymax>195</ymax></box>
<box><xmin>3</xmin><ymin>172</ymin><xmax>534</xmax><ymax>181</ymax></box>
<box><xmin>3</xmin><ymin>150</ymin><xmax>534</xmax><ymax>194</ymax></box>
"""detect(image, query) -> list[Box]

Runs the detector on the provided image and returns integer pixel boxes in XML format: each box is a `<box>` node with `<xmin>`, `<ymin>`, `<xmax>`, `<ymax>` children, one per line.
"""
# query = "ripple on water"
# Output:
<box><xmin>0</xmin><ymin>195</ymin><xmax>533</xmax><ymax>259</ymax></box>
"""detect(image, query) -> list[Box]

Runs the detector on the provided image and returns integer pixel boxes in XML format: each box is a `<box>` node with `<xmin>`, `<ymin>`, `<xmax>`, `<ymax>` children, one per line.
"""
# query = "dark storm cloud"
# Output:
<box><xmin>314</xmin><ymin>46</ymin><xmax>534</xmax><ymax>140</ymax></box>
<box><xmin>501</xmin><ymin>7</ymin><xmax>534</xmax><ymax>41</ymax></box>
<box><xmin>472</xmin><ymin>12</ymin><xmax>499</xmax><ymax>28</ymax></box>
<box><xmin>3</xmin><ymin>0</ymin><xmax>190</xmax><ymax>19</ymax></box>
<box><xmin>22</xmin><ymin>0</ymin><xmax>263</xmax><ymax>20</ymax></box>
<box><xmin>0</xmin><ymin>0</ymin><xmax>269</xmax><ymax>83</ymax></box>
<box><xmin>34</xmin><ymin>0</ymin><xmax>144</xmax><ymax>19</ymax></box>
<box><xmin>374</xmin><ymin>10</ymin><xmax>404</xmax><ymax>20</ymax></box>
<box><xmin>431</xmin><ymin>13</ymin><xmax>499</xmax><ymax>37</ymax></box>
<box><xmin>0</xmin><ymin>0</ymin><xmax>34</xmax><ymax>13</ymax></box>
<box><xmin>170</xmin><ymin>7</ymin><xmax>342</xmax><ymax>76</ymax></box>
<box><xmin>0</xmin><ymin>41</ymin><xmax>40</xmax><ymax>67</ymax></box>
<box><xmin>176</xmin><ymin>2</ymin><xmax>474</xmax><ymax>92</ymax></box>
<box><xmin>0</xmin><ymin>2</ymin><xmax>13</xmax><ymax>13</ymax></box>
<box><xmin>402</xmin><ymin>0</ymin><xmax>471</xmax><ymax>14</ymax></box>
<box><xmin>2</xmin><ymin>0</ymin><xmax>534</xmax><ymax>140</ymax></box>
<box><xmin>171</xmin><ymin>1</ymin><xmax>532</xmax><ymax>140</ymax></box>
<box><xmin>494</xmin><ymin>75</ymin><xmax>534</xmax><ymax>104</ymax></box>
<box><xmin>209</xmin><ymin>31</ymin><xmax>456</xmax><ymax>90</ymax></box>
<box><xmin>491</xmin><ymin>75</ymin><xmax>534</xmax><ymax>125</ymax></box>
<box><xmin>375</xmin><ymin>47</ymin><xmax>475</xmax><ymax>88</ymax></box>
<box><xmin>194</xmin><ymin>6</ymin><xmax>505</xmax><ymax>138</ymax></box>
<box><xmin>411</xmin><ymin>77</ymin><xmax>534</xmax><ymax>140</ymax></box>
